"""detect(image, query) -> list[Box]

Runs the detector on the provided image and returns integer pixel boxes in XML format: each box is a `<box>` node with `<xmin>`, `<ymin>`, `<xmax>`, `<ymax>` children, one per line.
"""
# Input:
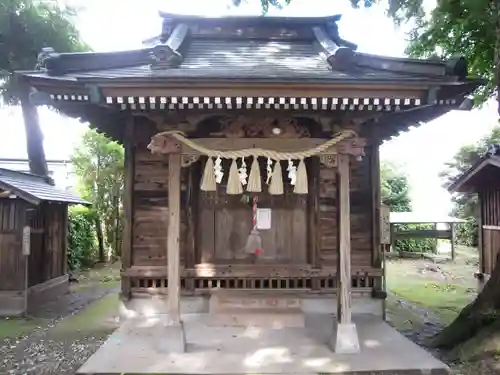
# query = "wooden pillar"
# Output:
<box><xmin>330</xmin><ymin>153</ymin><xmax>360</xmax><ymax>354</ymax></box>
<box><xmin>450</xmin><ymin>223</ymin><xmax>456</xmax><ymax>261</ymax></box>
<box><xmin>338</xmin><ymin>154</ymin><xmax>352</xmax><ymax>325</ymax></box>
<box><xmin>62</xmin><ymin>206</ymin><xmax>69</xmax><ymax>276</ymax></box>
<box><xmin>156</xmin><ymin>141</ymin><xmax>186</xmax><ymax>354</ymax></box>
<box><xmin>370</xmin><ymin>145</ymin><xmax>382</xmax><ymax>268</ymax></box>
<box><xmin>478</xmin><ymin>192</ymin><xmax>484</xmax><ymax>274</ymax></box>
<box><xmin>167</xmin><ymin>153</ymin><xmax>182</xmax><ymax>325</ymax></box>
<box><xmin>308</xmin><ymin>157</ymin><xmax>320</xmax><ymax>269</ymax></box>
<box><xmin>121</xmin><ymin>118</ymin><xmax>134</xmax><ymax>301</ymax></box>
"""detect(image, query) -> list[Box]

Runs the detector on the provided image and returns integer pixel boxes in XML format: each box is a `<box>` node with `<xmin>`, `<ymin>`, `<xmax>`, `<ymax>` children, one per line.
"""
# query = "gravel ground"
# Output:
<box><xmin>0</xmin><ymin>283</ymin><xmax>119</xmax><ymax>375</ymax></box>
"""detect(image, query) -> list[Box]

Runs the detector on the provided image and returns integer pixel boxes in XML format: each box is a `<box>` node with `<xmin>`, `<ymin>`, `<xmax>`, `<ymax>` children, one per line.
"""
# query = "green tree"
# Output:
<box><xmin>380</xmin><ymin>162</ymin><xmax>436</xmax><ymax>253</ymax></box>
<box><xmin>380</xmin><ymin>162</ymin><xmax>411</xmax><ymax>212</ymax></box>
<box><xmin>1</xmin><ymin>0</ymin><xmax>88</xmax><ymax>175</ymax></box>
<box><xmin>71</xmin><ymin>129</ymin><xmax>124</xmax><ymax>263</ymax></box>
<box><xmin>68</xmin><ymin>205</ymin><xmax>97</xmax><ymax>271</ymax></box>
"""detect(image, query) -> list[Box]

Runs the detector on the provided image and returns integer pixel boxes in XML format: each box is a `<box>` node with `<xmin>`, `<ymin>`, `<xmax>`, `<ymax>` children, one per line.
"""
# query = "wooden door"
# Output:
<box><xmin>197</xmin><ymin>159</ymin><xmax>308</xmax><ymax>265</ymax></box>
<box><xmin>0</xmin><ymin>200</ymin><xmax>24</xmax><ymax>291</ymax></box>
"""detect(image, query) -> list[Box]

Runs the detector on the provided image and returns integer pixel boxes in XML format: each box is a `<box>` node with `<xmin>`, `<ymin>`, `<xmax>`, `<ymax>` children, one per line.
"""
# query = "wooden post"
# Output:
<box><xmin>330</xmin><ymin>154</ymin><xmax>360</xmax><ymax>354</ymax></box>
<box><xmin>338</xmin><ymin>154</ymin><xmax>352</xmax><ymax>325</ymax></box>
<box><xmin>157</xmin><ymin>138</ymin><xmax>186</xmax><ymax>354</ymax></box>
<box><xmin>370</xmin><ymin>145</ymin><xmax>382</xmax><ymax>268</ymax></box>
<box><xmin>450</xmin><ymin>223</ymin><xmax>456</xmax><ymax>261</ymax></box>
<box><xmin>167</xmin><ymin>153</ymin><xmax>181</xmax><ymax>325</ymax></box>
<box><xmin>121</xmin><ymin>118</ymin><xmax>134</xmax><ymax>301</ymax></box>
<box><xmin>478</xmin><ymin>193</ymin><xmax>484</xmax><ymax>274</ymax></box>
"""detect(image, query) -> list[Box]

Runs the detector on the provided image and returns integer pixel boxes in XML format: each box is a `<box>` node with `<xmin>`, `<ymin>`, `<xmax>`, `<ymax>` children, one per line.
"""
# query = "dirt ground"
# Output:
<box><xmin>0</xmin><ymin>248</ymin><xmax>493</xmax><ymax>375</ymax></box>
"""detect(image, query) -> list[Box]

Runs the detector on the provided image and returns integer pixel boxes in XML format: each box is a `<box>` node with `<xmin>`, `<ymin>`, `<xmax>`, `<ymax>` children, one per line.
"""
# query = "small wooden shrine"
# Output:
<box><xmin>16</xmin><ymin>12</ymin><xmax>481</xmax><ymax>356</ymax></box>
<box><xmin>0</xmin><ymin>168</ymin><xmax>88</xmax><ymax>316</ymax></box>
<box><xmin>449</xmin><ymin>144</ymin><xmax>500</xmax><ymax>290</ymax></box>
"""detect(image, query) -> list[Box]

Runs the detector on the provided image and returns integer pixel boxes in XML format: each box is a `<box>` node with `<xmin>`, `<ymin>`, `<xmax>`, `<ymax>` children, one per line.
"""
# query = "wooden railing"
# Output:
<box><xmin>125</xmin><ymin>269</ymin><xmax>382</xmax><ymax>297</ymax></box>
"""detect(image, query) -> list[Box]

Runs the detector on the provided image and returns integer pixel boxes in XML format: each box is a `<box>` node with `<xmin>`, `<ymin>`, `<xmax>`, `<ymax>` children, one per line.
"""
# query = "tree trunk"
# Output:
<box><xmin>434</xmin><ymin>255</ymin><xmax>500</xmax><ymax>348</ymax></box>
<box><xmin>19</xmin><ymin>83</ymin><xmax>48</xmax><ymax>177</ymax></box>
<box><xmin>113</xmin><ymin>190</ymin><xmax>120</xmax><ymax>257</ymax></box>
<box><xmin>95</xmin><ymin>215</ymin><xmax>105</xmax><ymax>263</ymax></box>
<box><xmin>496</xmin><ymin>1</ymin><xmax>500</xmax><ymax>119</ymax></box>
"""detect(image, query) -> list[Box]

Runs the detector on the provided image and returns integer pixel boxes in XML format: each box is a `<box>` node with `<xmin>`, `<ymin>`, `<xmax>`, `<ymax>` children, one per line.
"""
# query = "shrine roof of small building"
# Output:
<box><xmin>17</xmin><ymin>12</ymin><xmax>482</xmax><ymax>86</ymax></box>
<box><xmin>449</xmin><ymin>145</ymin><xmax>500</xmax><ymax>193</ymax></box>
<box><xmin>0</xmin><ymin>168</ymin><xmax>89</xmax><ymax>206</ymax></box>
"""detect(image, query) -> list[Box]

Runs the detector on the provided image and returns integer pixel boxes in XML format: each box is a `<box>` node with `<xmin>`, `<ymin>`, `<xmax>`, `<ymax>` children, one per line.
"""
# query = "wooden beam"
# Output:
<box><xmin>167</xmin><ymin>153</ymin><xmax>182</xmax><ymax>325</ymax></box>
<box><xmin>337</xmin><ymin>154</ymin><xmax>352</xmax><ymax>324</ymax></box>
<box><xmin>121</xmin><ymin>117</ymin><xmax>134</xmax><ymax>301</ymax></box>
<box><xmin>483</xmin><ymin>225</ymin><xmax>500</xmax><ymax>230</ymax></box>
<box><xmin>149</xmin><ymin>137</ymin><xmax>366</xmax><ymax>157</ymax></box>
<box><xmin>393</xmin><ymin>229</ymin><xmax>452</xmax><ymax>239</ymax></box>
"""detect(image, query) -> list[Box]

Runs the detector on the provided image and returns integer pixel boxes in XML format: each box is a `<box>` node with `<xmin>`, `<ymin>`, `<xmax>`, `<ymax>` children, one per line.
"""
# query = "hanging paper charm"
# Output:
<box><xmin>287</xmin><ymin>159</ymin><xmax>297</xmax><ymax>186</ymax></box>
<box><xmin>266</xmin><ymin>157</ymin><xmax>273</xmax><ymax>185</ymax></box>
<box><xmin>238</xmin><ymin>157</ymin><xmax>248</xmax><ymax>185</ymax></box>
<box><xmin>214</xmin><ymin>156</ymin><xmax>224</xmax><ymax>184</ymax></box>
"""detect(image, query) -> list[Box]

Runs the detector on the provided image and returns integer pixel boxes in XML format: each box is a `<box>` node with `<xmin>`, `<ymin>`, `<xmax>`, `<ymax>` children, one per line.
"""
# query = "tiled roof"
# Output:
<box><xmin>19</xmin><ymin>13</ymin><xmax>473</xmax><ymax>84</ymax></box>
<box><xmin>25</xmin><ymin>39</ymin><xmax>450</xmax><ymax>82</ymax></box>
<box><xmin>0</xmin><ymin>168</ymin><xmax>89</xmax><ymax>205</ymax></box>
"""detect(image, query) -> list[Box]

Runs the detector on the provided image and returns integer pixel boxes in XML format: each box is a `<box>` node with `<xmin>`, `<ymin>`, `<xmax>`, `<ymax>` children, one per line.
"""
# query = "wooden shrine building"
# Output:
<box><xmin>449</xmin><ymin>144</ymin><xmax>500</xmax><ymax>290</ymax></box>
<box><xmin>0</xmin><ymin>168</ymin><xmax>88</xmax><ymax>316</ymax></box>
<box><xmin>16</xmin><ymin>13</ymin><xmax>481</xmax><ymax>358</ymax></box>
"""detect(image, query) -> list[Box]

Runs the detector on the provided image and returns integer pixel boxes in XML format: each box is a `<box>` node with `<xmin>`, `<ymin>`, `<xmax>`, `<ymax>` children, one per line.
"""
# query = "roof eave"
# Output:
<box><xmin>448</xmin><ymin>156</ymin><xmax>500</xmax><ymax>193</ymax></box>
<box><xmin>0</xmin><ymin>181</ymin><xmax>41</xmax><ymax>205</ymax></box>
<box><xmin>20</xmin><ymin>72</ymin><xmax>479</xmax><ymax>87</ymax></box>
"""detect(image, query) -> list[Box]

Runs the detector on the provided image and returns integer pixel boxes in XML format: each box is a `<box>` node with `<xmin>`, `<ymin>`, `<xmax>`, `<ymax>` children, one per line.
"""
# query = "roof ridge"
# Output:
<box><xmin>0</xmin><ymin>167</ymin><xmax>47</xmax><ymax>182</ymax></box>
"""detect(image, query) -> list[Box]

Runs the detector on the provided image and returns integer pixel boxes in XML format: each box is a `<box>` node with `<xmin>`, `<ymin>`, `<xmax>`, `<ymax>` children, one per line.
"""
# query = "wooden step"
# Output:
<box><xmin>208</xmin><ymin>291</ymin><xmax>304</xmax><ymax>327</ymax></box>
<box><xmin>210</xmin><ymin>291</ymin><xmax>302</xmax><ymax>312</ymax></box>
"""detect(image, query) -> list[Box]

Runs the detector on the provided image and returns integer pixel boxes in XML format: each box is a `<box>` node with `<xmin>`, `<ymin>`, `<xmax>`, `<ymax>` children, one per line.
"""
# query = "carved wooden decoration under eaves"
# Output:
<box><xmin>319</xmin><ymin>155</ymin><xmax>338</xmax><ymax>168</ymax></box>
<box><xmin>220</xmin><ymin>116</ymin><xmax>311</xmax><ymax>138</ymax></box>
<box><xmin>182</xmin><ymin>155</ymin><xmax>200</xmax><ymax>168</ymax></box>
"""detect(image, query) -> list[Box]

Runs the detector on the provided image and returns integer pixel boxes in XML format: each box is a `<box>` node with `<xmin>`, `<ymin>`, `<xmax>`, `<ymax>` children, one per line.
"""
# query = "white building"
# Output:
<box><xmin>0</xmin><ymin>158</ymin><xmax>77</xmax><ymax>190</ymax></box>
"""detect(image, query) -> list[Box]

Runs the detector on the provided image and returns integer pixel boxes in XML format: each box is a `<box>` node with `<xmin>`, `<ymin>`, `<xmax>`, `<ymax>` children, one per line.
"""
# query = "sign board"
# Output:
<box><xmin>256</xmin><ymin>208</ymin><xmax>272</xmax><ymax>230</ymax></box>
<box><xmin>22</xmin><ymin>226</ymin><xmax>31</xmax><ymax>256</ymax></box>
<box><xmin>380</xmin><ymin>204</ymin><xmax>391</xmax><ymax>245</ymax></box>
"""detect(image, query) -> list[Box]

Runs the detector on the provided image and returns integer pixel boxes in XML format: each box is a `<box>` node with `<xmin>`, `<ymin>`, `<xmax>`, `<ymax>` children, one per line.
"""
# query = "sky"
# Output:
<box><xmin>0</xmin><ymin>0</ymin><xmax>497</xmax><ymax>216</ymax></box>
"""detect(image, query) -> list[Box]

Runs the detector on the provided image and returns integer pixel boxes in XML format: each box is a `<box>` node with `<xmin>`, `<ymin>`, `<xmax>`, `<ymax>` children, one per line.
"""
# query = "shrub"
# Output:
<box><xmin>455</xmin><ymin>217</ymin><xmax>478</xmax><ymax>247</ymax></box>
<box><xmin>68</xmin><ymin>205</ymin><xmax>97</xmax><ymax>271</ymax></box>
<box><xmin>393</xmin><ymin>223</ymin><xmax>438</xmax><ymax>253</ymax></box>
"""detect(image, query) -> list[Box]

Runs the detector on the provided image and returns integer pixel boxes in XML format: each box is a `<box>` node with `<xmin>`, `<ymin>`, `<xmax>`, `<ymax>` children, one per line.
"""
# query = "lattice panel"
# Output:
<box><xmin>130</xmin><ymin>273</ymin><xmax>378</xmax><ymax>292</ymax></box>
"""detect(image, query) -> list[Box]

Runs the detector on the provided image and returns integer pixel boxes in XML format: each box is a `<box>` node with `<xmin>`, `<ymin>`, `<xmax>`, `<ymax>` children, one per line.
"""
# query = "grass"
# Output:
<box><xmin>69</xmin><ymin>262</ymin><xmax>121</xmax><ymax>292</ymax></box>
<box><xmin>0</xmin><ymin>263</ymin><xmax>121</xmax><ymax>342</ymax></box>
<box><xmin>50</xmin><ymin>292</ymin><xmax>120</xmax><ymax>339</ymax></box>
<box><xmin>386</xmin><ymin>245</ymin><xmax>478</xmax><ymax>325</ymax></box>
<box><xmin>0</xmin><ymin>317</ymin><xmax>44</xmax><ymax>340</ymax></box>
